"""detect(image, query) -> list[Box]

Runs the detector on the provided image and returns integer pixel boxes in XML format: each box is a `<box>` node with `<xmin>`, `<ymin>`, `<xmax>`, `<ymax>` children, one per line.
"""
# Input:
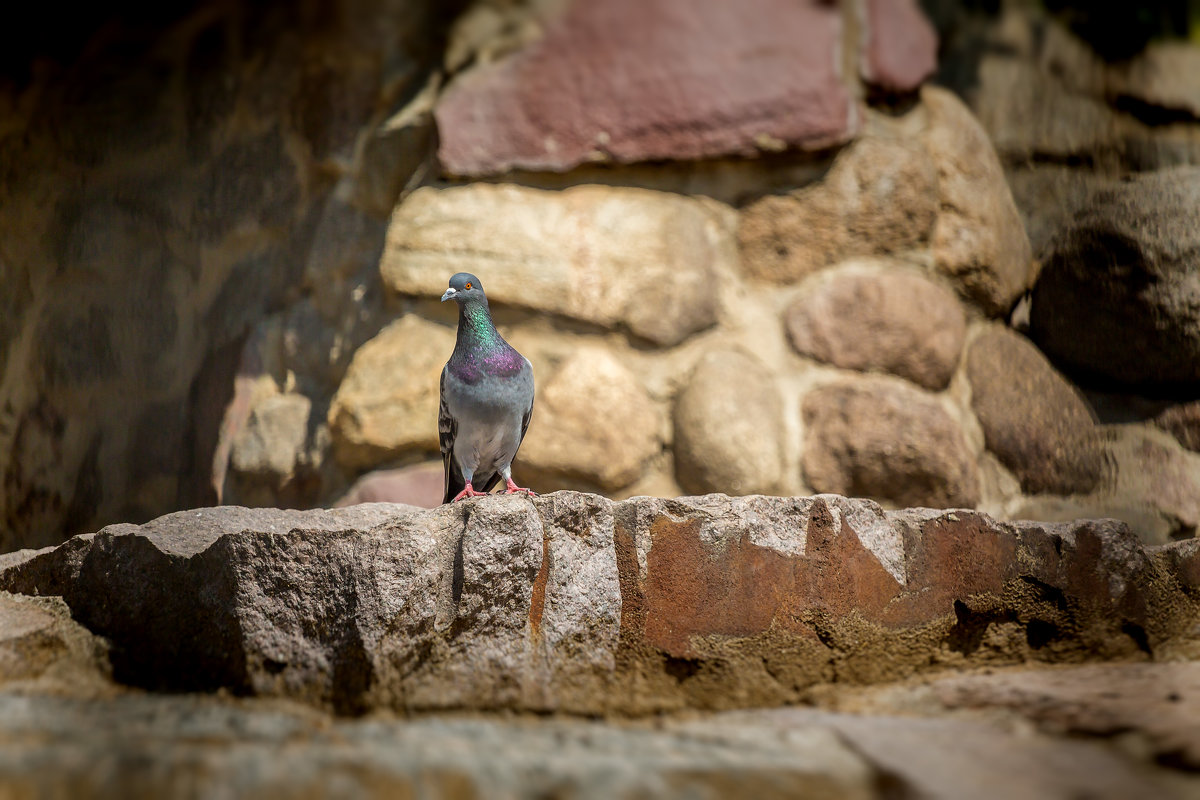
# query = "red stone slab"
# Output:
<box><xmin>860</xmin><ymin>0</ymin><xmax>938</xmax><ymax>93</ymax></box>
<box><xmin>436</xmin><ymin>0</ymin><xmax>856</xmax><ymax>176</ymax></box>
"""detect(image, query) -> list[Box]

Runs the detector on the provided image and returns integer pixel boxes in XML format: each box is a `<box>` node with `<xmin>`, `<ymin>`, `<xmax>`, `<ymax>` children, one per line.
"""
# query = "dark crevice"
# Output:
<box><xmin>1019</xmin><ymin>575</ymin><xmax>1070</xmax><ymax>611</ymax></box>
<box><xmin>663</xmin><ymin>655</ymin><xmax>702</xmax><ymax>683</ymax></box>
<box><xmin>947</xmin><ymin>600</ymin><xmax>1016</xmax><ymax>656</ymax></box>
<box><xmin>1111</xmin><ymin>94</ymin><xmax>1200</xmax><ymax>126</ymax></box>
<box><xmin>1122</xmin><ymin>621</ymin><xmax>1152</xmax><ymax>655</ymax></box>
<box><xmin>1025</xmin><ymin>618</ymin><xmax>1061</xmax><ymax>650</ymax></box>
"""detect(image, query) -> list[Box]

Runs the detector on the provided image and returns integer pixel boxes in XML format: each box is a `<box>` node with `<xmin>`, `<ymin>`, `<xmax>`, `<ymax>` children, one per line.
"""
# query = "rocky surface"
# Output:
<box><xmin>4</xmin><ymin>494</ymin><xmax>1196</xmax><ymax>717</ymax></box>
<box><xmin>2</xmin><ymin>495</ymin><xmax>1199</xmax><ymax>797</ymax></box>
<box><xmin>327</xmin><ymin>315</ymin><xmax>456</xmax><ymax>468</ymax></box>
<box><xmin>0</xmin><ymin>592</ymin><xmax>110</xmax><ymax>689</ymax></box>
<box><xmin>1030</xmin><ymin>167</ymin><xmax>1200</xmax><ymax>391</ymax></box>
<box><xmin>738</xmin><ymin>136</ymin><xmax>939</xmax><ymax>283</ymax></box>
<box><xmin>966</xmin><ymin>327</ymin><xmax>1104</xmax><ymax>496</ymax></box>
<box><xmin>860</xmin><ymin>0</ymin><xmax>938</xmax><ymax>93</ymax></box>
<box><xmin>0</xmin><ymin>0</ymin><xmax>448</xmax><ymax>552</ymax></box>
<box><xmin>517</xmin><ymin>348</ymin><xmax>662</xmax><ymax>492</ymax></box>
<box><xmin>802</xmin><ymin>378</ymin><xmax>979</xmax><ymax>509</ymax></box>
<box><xmin>3</xmin><ymin>685</ymin><xmax>1193</xmax><ymax>799</ymax></box>
<box><xmin>673</xmin><ymin>350</ymin><xmax>784</xmax><ymax>497</ymax></box>
<box><xmin>785</xmin><ymin>269</ymin><xmax>966</xmax><ymax>390</ymax></box>
<box><xmin>922</xmin><ymin>86</ymin><xmax>1035</xmax><ymax>316</ymax></box>
<box><xmin>381</xmin><ymin>183</ymin><xmax>726</xmax><ymax>346</ymax></box>
<box><xmin>435</xmin><ymin>0</ymin><xmax>855</xmax><ymax>175</ymax></box>
<box><xmin>1156</xmin><ymin>402</ymin><xmax>1200</xmax><ymax>454</ymax></box>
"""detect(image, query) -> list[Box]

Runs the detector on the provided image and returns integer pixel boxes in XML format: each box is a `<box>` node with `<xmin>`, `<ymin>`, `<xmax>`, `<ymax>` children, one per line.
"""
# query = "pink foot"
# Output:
<box><xmin>503</xmin><ymin>477</ymin><xmax>537</xmax><ymax>497</ymax></box>
<box><xmin>450</xmin><ymin>482</ymin><xmax>490</xmax><ymax>502</ymax></box>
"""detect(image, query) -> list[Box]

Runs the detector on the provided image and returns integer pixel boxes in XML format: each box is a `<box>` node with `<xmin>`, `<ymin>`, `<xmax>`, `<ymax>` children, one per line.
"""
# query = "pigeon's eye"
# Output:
<box><xmin>464</xmin><ymin>282</ymin><xmax>473</xmax><ymax>290</ymax></box>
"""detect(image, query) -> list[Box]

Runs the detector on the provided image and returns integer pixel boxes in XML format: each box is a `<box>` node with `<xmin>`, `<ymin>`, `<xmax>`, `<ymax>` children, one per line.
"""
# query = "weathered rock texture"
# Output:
<box><xmin>785</xmin><ymin>269</ymin><xmax>966</xmax><ymax>390</ymax></box>
<box><xmin>381</xmin><ymin>183</ymin><xmax>725</xmax><ymax>346</ymax></box>
<box><xmin>738</xmin><ymin>137</ymin><xmax>939</xmax><ymax>283</ymax></box>
<box><xmin>1030</xmin><ymin>167</ymin><xmax>1200</xmax><ymax>391</ymax></box>
<box><xmin>966</xmin><ymin>327</ymin><xmax>1105</xmax><ymax>496</ymax></box>
<box><xmin>435</xmin><ymin>0</ymin><xmax>855</xmax><ymax>175</ymax></box>
<box><xmin>328</xmin><ymin>316</ymin><xmax>456</xmax><ymax>468</ymax></box>
<box><xmin>0</xmin><ymin>592</ymin><xmax>110</xmax><ymax>689</ymax></box>
<box><xmin>0</xmin><ymin>0</ymin><xmax>450</xmax><ymax>551</ymax></box>
<box><xmin>921</xmin><ymin>86</ymin><xmax>1035</xmax><ymax>315</ymax></box>
<box><xmin>517</xmin><ymin>348</ymin><xmax>662</xmax><ymax>491</ymax></box>
<box><xmin>3</xmin><ymin>494</ymin><xmax>1196</xmax><ymax>716</ymax></box>
<box><xmin>802</xmin><ymin>378</ymin><xmax>979</xmax><ymax>509</ymax></box>
<box><xmin>673</xmin><ymin>350</ymin><xmax>784</xmax><ymax>496</ymax></box>
<box><xmin>2</xmin><ymin>688</ymin><xmax>1190</xmax><ymax>799</ymax></box>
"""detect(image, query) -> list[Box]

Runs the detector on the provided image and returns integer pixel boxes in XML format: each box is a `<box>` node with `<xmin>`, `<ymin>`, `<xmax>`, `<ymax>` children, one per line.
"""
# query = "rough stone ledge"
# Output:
<box><xmin>1</xmin><ymin>493</ymin><xmax>1196</xmax><ymax>716</ymax></box>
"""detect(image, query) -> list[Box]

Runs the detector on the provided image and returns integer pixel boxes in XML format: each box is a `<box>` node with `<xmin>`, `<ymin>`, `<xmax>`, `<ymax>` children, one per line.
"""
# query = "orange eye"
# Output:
<box><xmin>464</xmin><ymin>282</ymin><xmax>473</xmax><ymax>289</ymax></box>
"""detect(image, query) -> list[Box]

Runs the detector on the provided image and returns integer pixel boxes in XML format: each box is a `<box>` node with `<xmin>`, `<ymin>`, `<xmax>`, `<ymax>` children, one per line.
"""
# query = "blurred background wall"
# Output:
<box><xmin>2</xmin><ymin>0</ymin><xmax>1199</xmax><ymax>553</ymax></box>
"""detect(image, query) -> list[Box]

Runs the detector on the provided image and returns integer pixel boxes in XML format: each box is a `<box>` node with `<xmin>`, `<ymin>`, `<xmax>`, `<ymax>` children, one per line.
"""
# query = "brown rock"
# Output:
<box><xmin>785</xmin><ymin>270</ymin><xmax>966</xmax><ymax>390</ymax></box>
<box><xmin>860</xmin><ymin>0</ymin><xmax>938</xmax><ymax>93</ymax></box>
<box><xmin>1106</xmin><ymin>42</ymin><xmax>1200</xmax><ymax>121</ymax></box>
<box><xmin>1</xmin><ymin>494</ymin><xmax>1191</xmax><ymax>716</ymax></box>
<box><xmin>921</xmin><ymin>86</ymin><xmax>1035</xmax><ymax>315</ymax></box>
<box><xmin>434</xmin><ymin>0</ymin><xmax>854</xmax><ymax>176</ymax></box>
<box><xmin>381</xmin><ymin>184</ymin><xmax>724</xmax><ymax>346</ymax></box>
<box><xmin>801</xmin><ymin>377</ymin><xmax>979</xmax><ymax>508</ymax></box>
<box><xmin>1099</xmin><ymin>426</ymin><xmax>1200</xmax><ymax>543</ymax></box>
<box><xmin>739</xmin><ymin>136</ymin><xmax>938</xmax><ymax>283</ymax></box>
<box><xmin>974</xmin><ymin>56</ymin><xmax>1118</xmax><ymax>163</ymax></box>
<box><xmin>327</xmin><ymin>316</ymin><xmax>455</xmax><ymax>469</ymax></box>
<box><xmin>1030</xmin><ymin>167</ymin><xmax>1200</xmax><ymax>390</ymax></box>
<box><xmin>0</xmin><ymin>592</ymin><xmax>109</xmax><ymax>688</ymax></box>
<box><xmin>517</xmin><ymin>349</ymin><xmax>662</xmax><ymax>492</ymax></box>
<box><xmin>230</xmin><ymin>393</ymin><xmax>312</xmax><ymax>480</ymax></box>
<box><xmin>1154</xmin><ymin>401</ymin><xmax>1200</xmax><ymax>454</ymax></box>
<box><xmin>673</xmin><ymin>350</ymin><xmax>785</xmax><ymax>496</ymax></box>
<box><xmin>966</xmin><ymin>327</ymin><xmax>1104</xmax><ymax>496</ymax></box>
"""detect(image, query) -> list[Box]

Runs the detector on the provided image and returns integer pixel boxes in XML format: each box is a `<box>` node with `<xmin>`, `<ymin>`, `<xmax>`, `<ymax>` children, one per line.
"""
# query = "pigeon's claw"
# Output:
<box><xmin>503</xmin><ymin>477</ymin><xmax>537</xmax><ymax>497</ymax></box>
<box><xmin>450</xmin><ymin>482</ymin><xmax>489</xmax><ymax>502</ymax></box>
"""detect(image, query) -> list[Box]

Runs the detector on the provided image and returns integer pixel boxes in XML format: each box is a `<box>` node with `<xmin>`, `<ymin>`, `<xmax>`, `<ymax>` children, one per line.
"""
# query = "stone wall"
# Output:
<box><xmin>0</xmin><ymin>0</ymin><xmax>454</xmax><ymax>551</ymax></box>
<box><xmin>313</xmin><ymin>0</ymin><xmax>1197</xmax><ymax>545</ymax></box>
<box><xmin>3</xmin><ymin>0</ymin><xmax>1200</xmax><ymax>552</ymax></box>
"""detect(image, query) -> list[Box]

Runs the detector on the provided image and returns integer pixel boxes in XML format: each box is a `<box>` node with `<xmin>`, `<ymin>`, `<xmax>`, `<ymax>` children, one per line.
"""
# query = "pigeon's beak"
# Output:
<box><xmin>440</xmin><ymin>288</ymin><xmax>457</xmax><ymax>302</ymax></box>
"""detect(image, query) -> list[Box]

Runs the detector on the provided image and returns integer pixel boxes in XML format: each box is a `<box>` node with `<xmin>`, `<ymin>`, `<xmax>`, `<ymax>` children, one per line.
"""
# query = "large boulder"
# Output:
<box><xmin>784</xmin><ymin>268</ymin><xmax>966</xmax><ymax>390</ymax></box>
<box><xmin>801</xmin><ymin>377</ymin><xmax>980</xmax><ymax>508</ymax></box>
<box><xmin>1030</xmin><ymin>167</ymin><xmax>1200</xmax><ymax>390</ymax></box>
<box><xmin>381</xmin><ymin>184</ymin><xmax>725</xmax><ymax>346</ymax></box>
<box><xmin>2</xmin><ymin>494</ymin><xmax>1196</xmax><ymax>716</ymax></box>
<box><xmin>966</xmin><ymin>327</ymin><xmax>1104</xmax><ymax>496</ymax></box>
<box><xmin>434</xmin><ymin>0</ymin><xmax>854</xmax><ymax>175</ymax></box>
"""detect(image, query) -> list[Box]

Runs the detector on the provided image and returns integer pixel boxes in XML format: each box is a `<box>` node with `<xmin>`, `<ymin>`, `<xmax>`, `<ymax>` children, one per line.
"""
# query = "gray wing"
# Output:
<box><xmin>439</xmin><ymin>366</ymin><xmax>465</xmax><ymax>504</ymax></box>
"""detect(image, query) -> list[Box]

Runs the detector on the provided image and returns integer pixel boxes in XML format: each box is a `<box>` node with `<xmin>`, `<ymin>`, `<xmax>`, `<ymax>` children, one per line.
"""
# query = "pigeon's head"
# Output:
<box><xmin>441</xmin><ymin>272</ymin><xmax>485</xmax><ymax>304</ymax></box>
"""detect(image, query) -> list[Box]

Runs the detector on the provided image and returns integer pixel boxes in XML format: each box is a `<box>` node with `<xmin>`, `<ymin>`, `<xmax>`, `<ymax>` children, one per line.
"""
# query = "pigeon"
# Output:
<box><xmin>438</xmin><ymin>272</ymin><xmax>536</xmax><ymax>503</ymax></box>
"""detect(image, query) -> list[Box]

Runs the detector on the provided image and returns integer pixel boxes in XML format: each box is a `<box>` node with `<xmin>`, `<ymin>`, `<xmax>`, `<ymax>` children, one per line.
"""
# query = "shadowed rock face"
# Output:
<box><xmin>3</xmin><ymin>492</ymin><xmax>1196</xmax><ymax>716</ymax></box>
